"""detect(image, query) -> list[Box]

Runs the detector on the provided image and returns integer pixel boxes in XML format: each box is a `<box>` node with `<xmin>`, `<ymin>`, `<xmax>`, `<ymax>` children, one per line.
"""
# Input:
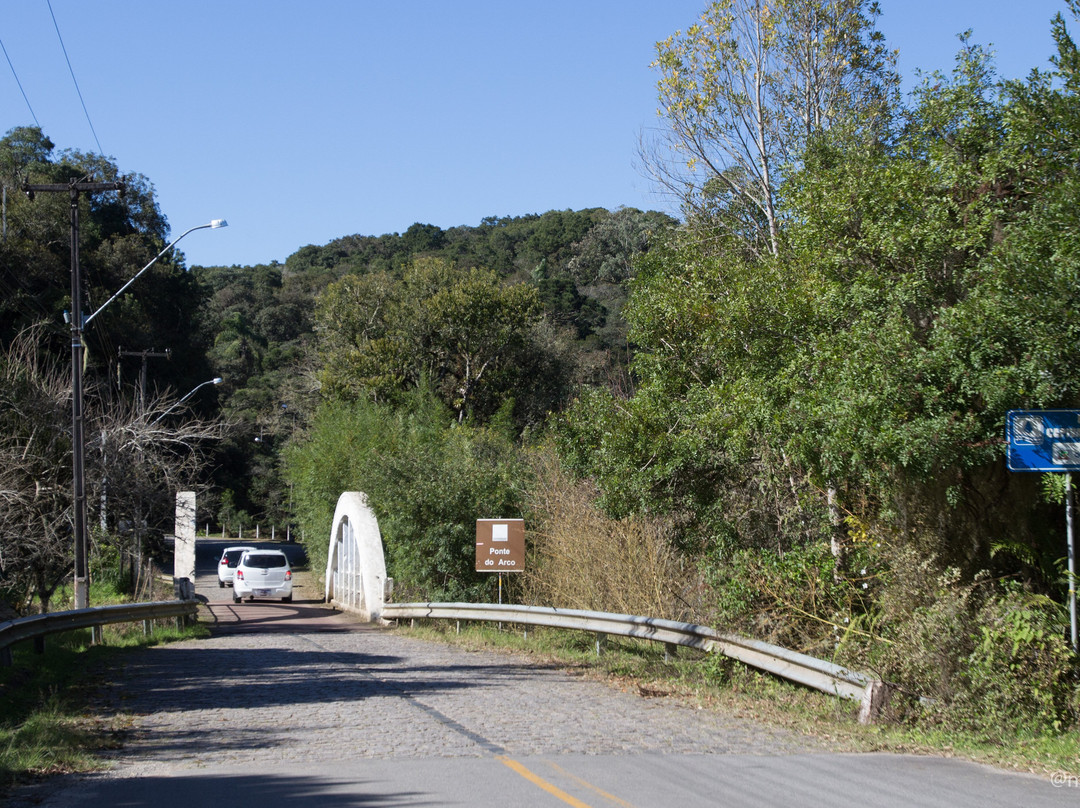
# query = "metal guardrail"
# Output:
<box><xmin>0</xmin><ymin>600</ymin><xmax>198</xmax><ymax>665</ymax></box>
<box><xmin>383</xmin><ymin>602</ymin><xmax>889</xmax><ymax>723</ymax></box>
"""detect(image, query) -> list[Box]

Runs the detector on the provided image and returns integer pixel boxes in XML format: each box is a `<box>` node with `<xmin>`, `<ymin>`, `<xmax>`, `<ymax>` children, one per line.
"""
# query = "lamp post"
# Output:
<box><xmin>25</xmin><ymin>177</ymin><xmax>226</xmax><ymax>610</ymax></box>
<box><xmin>64</xmin><ymin>223</ymin><xmax>226</xmax><ymax>608</ymax></box>
<box><xmin>151</xmin><ymin>377</ymin><xmax>224</xmax><ymax>425</ymax></box>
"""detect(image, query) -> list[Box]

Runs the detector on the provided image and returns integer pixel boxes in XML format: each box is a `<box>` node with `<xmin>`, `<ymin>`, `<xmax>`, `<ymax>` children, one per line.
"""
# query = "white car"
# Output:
<box><xmin>217</xmin><ymin>545</ymin><xmax>257</xmax><ymax>587</ymax></box>
<box><xmin>232</xmin><ymin>550</ymin><xmax>293</xmax><ymax>603</ymax></box>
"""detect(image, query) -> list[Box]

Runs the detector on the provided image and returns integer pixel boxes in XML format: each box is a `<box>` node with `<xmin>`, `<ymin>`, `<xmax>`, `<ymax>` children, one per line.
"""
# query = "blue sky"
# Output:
<box><xmin>0</xmin><ymin>1</ymin><xmax>1071</xmax><ymax>268</ymax></box>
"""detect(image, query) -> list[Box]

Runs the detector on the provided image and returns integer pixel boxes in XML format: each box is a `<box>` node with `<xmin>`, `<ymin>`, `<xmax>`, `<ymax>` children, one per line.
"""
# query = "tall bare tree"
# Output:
<box><xmin>0</xmin><ymin>328</ymin><xmax>72</xmax><ymax>612</ymax></box>
<box><xmin>645</xmin><ymin>0</ymin><xmax>897</xmax><ymax>257</ymax></box>
<box><xmin>0</xmin><ymin>326</ymin><xmax>228</xmax><ymax>612</ymax></box>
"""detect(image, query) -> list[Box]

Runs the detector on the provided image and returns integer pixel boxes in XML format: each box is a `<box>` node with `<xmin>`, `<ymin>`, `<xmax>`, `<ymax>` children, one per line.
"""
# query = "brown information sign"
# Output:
<box><xmin>475</xmin><ymin>519</ymin><xmax>525</xmax><ymax>572</ymax></box>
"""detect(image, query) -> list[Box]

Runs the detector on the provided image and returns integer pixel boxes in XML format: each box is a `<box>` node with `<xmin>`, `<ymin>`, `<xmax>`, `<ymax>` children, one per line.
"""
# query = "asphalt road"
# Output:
<box><xmin>5</xmin><ymin>538</ymin><xmax>1077</xmax><ymax>807</ymax></box>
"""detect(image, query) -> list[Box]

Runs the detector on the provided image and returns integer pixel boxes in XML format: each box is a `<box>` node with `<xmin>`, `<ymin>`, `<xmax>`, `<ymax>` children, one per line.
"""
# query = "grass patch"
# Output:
<box><xmin>0</xmin><ymin>618</ymin><xmax>206</xmax><ymax>793</ymax></box>
<box><xmin>393</xmin><ymin>618</ymin><xmax>1080</xmax><ymax>776</ymax></box>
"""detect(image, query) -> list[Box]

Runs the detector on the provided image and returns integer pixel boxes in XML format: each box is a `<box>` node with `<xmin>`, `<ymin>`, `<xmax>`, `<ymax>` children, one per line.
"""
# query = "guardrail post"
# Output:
<box><xmin>1</xmin><ymin>646</ymin><xmax>11</xmax><ymax>667</ymax></box>
<box><xmin>595</xmin><ymin>632</ymin><xmax>606</xmax><ymax>656</ymax></box>
<box><xmin>34</xmin><ymin>636</ymin><xmax>45</xmax><ymax>655</ymax></box>
<box><xmin>858</xmin><ymin>680</ymin><xmax>891</xmax><ymax>724</ymax></box>
<box><xmin>143</xmin><ymin>619</ymin><xmax>152</xmax><ymax>636</ymax></box>
<box><xmin>664</xmin><ymin>642</ymin><xmax>678</xmax><ymax>662</ymax></box>
<box><xmin>91</xmin><ymin>625</ymin><xmax>103</xmax><ymax>646</ymax></box>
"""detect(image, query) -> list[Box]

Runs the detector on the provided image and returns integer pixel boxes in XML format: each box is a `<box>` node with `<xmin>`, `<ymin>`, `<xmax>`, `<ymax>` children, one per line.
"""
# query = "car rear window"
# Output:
<box><xmin>243</xmin><ymin>554</ymin><xmax>287</xmax><ymax>569</ymax></box>
<box><xmin>224</xmin><ymin>550</ymin><xmax>247</xmax><ymax>566</ymax></box>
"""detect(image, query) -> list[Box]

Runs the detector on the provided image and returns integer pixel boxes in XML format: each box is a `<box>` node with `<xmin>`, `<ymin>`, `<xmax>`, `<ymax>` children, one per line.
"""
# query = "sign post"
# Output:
<box><xmin>476</xmin><ymin>519</ymin><xmax>525</xmax><ymax>605</ymax></box>
<box><xmin>1006</xmin><ymin>410</ymin><xmax>1079</xmax><ymax>651</ymax></box>
<box><xmin>1068</xmin><ymin>472</ymin><xmax>1076</xmax><ymax>653</ymax></box>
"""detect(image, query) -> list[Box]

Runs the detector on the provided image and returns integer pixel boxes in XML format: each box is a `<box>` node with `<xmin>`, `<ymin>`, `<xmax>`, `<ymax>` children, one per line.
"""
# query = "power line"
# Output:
<box><xmin>0</xmin><ymin>36</ymin><xmax>40</xmax><ymax>127</ymax></box>
<box><xmin>46</xmin><ymin>0</ymin><xmax>104</xmax><ymax>155</ymax></box>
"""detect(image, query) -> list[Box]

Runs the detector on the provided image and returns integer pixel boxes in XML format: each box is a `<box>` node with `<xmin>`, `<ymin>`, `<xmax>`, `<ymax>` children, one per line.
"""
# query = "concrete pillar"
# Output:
<box><xmin>174</xmin><ymin>491</ymin><xmax>197</xmax><ymax>600</ymax></box>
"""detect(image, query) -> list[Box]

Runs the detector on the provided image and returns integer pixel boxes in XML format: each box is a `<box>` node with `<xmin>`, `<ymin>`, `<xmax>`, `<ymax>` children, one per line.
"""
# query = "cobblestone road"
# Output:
<box><xmin>7</xmin><ymin>559</ymin><xmax>1075</xmax><ymax>807</ymax></box>
<box><xmin>89</xmin><ymin>601</ymin><xmax>818</xmax><ymax>777</ymax></box>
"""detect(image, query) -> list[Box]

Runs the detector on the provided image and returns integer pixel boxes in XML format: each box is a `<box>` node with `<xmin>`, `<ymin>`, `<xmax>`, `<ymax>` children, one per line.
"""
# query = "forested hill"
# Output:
<box><xmin>199</xmin><ymin>208</ymin><xmax>674</xmax><ymax>340</ymax></box>
<box><xmin>192</xmin><ymin>207</ymin><xmax>675</xmax><ymax>525</ymax></box>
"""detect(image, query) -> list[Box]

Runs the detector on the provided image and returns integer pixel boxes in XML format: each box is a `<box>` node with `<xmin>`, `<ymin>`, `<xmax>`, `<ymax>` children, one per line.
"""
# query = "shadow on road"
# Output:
<box><xmin>10</xmin><ymin>771</ymin><xmax>433</xmax><ymax>808</ymax></box>
<box><xmin>202</xmin><ymin>599</ymin><xmax>364</xmax><ymax>634</ymax></box>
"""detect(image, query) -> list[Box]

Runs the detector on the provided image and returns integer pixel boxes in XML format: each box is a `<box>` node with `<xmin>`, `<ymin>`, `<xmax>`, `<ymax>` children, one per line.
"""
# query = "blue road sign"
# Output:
<box><xmin>1007</xmin><ymin>409</ymin><xmax>1080</xmax><ymax>472</ymax></box>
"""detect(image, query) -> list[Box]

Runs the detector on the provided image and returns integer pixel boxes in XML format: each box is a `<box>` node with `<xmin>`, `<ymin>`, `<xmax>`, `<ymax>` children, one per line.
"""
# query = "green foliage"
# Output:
<box><xmin>190</xmin><ymin>207</ymin><xmax>667</xmax><ymax>526</ymax></box>
<box><xmin>284</xmin><ymin>389</ymin><xmax>528</xmax><ymax>601</ymax></box>
<box><xmin>879</xmin><ymin>561</ymin><xmax>1079</xmax><ymax>736</ymax></box>
<box><xmin>316</xmin><ymin>257</ymin><xmax>558</xmax><ymax>426</ymax></box>
<box><xmin>548</xmin><ymin>2</ymin><xmax>1080</xmax><ymax>739</ymax></box>
<box><xmin>706</xmin><ymin>540</ymin><xmax>879</xmax><ymax>657</ymax></box>
<box><xmin>563</xmin><ymin>10</ymin><xmax>1080</xmax><ymax>579</ymax></box>
<box><xmin>960</xmin><ymin>587</ymin><xmax>1078</xmax><ymax>734</ymax></box>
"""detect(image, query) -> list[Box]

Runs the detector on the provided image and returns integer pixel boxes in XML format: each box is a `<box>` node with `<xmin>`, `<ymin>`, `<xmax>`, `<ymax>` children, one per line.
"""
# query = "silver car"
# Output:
<box><xmin>232</xmin><ymin>550</ymin><xmax>293</xmax><ymax>603</ymax></box>
<box><xmin>217</xmin><ymin>545</ymin><xmax>257</xmax><ymax>587</ymax></box>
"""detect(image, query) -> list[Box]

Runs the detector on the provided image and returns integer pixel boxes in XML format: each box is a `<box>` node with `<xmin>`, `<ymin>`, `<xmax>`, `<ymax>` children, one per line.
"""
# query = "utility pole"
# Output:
<box><xmin>118</xmin><ymin>346</ymin><xmax>171</xmax><ymax>412</ymax></box>
<box><xmin>24</xmin><ymin>179</ymin><xmax>124</xmax><ymax>610</ymax></box>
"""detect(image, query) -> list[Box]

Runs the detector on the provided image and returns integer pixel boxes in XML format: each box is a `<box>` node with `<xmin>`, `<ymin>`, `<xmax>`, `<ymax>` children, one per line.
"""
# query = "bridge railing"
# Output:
<box><xmin>382</xmin><ymin>601</ymin><xmax>889</xmax><ymax>724</ymax></box>
<box><xmin>0</xmin><ymin>600</ymin><xmax>198</xmax><ymax>666</ymax></box>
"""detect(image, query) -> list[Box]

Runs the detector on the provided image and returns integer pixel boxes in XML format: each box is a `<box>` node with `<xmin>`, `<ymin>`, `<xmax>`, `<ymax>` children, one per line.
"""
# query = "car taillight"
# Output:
<box><xmin>220</xmin><ymin>558</ymin><xmax>228</xmax><ymax>565</ymax></box>
<box><xmin>235</xmin><ymin>570</ymin><xmax>244</xmax><ymax>580</ymax></box>
<box><xmin>285</xmin><ymin>570</ymin><xmax>292</xmax><ymax>581</ymax></box>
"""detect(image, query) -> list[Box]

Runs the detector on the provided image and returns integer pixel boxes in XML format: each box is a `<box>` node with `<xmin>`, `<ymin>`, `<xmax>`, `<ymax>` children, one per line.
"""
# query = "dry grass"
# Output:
<box><xmin>521</xmin><ymin>452</ymin><xmax>700</xmax><ymax>620</ymax></box>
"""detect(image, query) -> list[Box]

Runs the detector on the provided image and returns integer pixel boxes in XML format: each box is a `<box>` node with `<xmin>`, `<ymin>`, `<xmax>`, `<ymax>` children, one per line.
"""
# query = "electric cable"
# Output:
<box><xmin>46</xmin><ymin>0</ymin><xmax>105</xmax><ymax>155</ymax></box>
<box><xmin>0</xmin><ymin>36</ymin><xmax>40</xmax><ymax>127</ymax></box>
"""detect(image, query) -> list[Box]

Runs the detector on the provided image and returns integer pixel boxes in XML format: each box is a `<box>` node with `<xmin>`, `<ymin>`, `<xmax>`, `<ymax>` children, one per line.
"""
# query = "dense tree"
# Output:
<box><xmin>0</xmin><ymin>128</ymin><xmax>233</xmax><ymax>608</ymax></box>
<box><xmin>191</xmin><ymin>207</ymin><xmax>660</xmax><ymax>528</ymax></box>
<box><xmin>316</xmin><ymin>258</ymin><xmax>549</xmax><ymax>424</ymax></box>
<box><xmin>567</xmin><ymin>207</ymin><xmax>676</xmax><ymax>286</ymax></box>
<box><xmin>549</xmin><ymin>7</ymin><xmax>1080</xmax><ymax>732</ymax></box>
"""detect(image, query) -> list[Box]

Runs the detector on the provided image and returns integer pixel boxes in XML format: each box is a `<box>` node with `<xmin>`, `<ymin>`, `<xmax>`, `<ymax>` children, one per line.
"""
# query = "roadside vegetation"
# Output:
<box><xmin>0</xmin><ymin>596</ymin><xmax>206</xmax><ymax>791</ymax></box>
<box><xmin>290</xmin><ymin>0</ymin><xmax>1080</xmax><ymax>745</ymax></box>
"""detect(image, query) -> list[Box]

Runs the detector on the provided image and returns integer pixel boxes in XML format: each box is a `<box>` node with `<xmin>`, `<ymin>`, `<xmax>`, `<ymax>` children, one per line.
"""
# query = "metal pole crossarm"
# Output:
<box><xmin>23</xmin><ymin>180</ymin><xmax>124</xmax><ymax>198</ymax></box>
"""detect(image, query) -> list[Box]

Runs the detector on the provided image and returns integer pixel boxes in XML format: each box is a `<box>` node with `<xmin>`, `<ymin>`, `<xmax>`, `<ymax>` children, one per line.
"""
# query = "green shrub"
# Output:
<box><xmin>705</xmin><ymin>540</ymin><xmax>878</xmax><ymax>658</ymax></box>
<box><xmin>877</xmin><ymin>555</ymin><xmax>1079</xmax><ymax>735</ymax></box>
<box><xmin>284</xmin><ymin>388</ymin><xmax>527</xmax><ymax>601</ymax></box>
<box><xmin>956</xmin><ymin>585</ymin><xmax>1079</xmax><ymax>735</ymax></box>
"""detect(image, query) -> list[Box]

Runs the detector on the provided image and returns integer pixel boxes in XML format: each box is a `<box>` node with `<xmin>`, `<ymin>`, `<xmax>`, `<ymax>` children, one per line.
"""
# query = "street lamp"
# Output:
<box><xmin>151</xmin><ymin>377</ymin><xmax>224</xmax><ymax>425</ymax></box>
<box><xmin>40</xmin><ymin>196</ymin><xmax>224</xmax><ymax>609</ymax></box>
<box><xmin>85</xmin><ymin>220</ymin><xmax>227</xmax><ymax>326</ymax></box>
<box><xmin>57</xmin><ymin>222</ymin><xmax>227</xmax><ymax>609</ymax></box>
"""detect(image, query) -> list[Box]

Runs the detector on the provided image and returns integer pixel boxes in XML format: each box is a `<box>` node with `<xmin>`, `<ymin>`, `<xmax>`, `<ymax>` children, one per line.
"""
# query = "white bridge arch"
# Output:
<box><xmin>325</xmin><ymin>492</ymin><xmax>388</xmax><ymax>622</ymax></box>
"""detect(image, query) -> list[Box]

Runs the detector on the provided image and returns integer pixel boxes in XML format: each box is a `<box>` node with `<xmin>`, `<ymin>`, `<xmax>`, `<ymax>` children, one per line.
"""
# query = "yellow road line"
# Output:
<box><xmin>497</xmin><ymin>755</ymin><xmax>594</xmax><ymax>808</ymax></box>
<box><xmin>545</xmin><ymin>760</ymin><xmax>640</xmax><ymax>808</ymax></box>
